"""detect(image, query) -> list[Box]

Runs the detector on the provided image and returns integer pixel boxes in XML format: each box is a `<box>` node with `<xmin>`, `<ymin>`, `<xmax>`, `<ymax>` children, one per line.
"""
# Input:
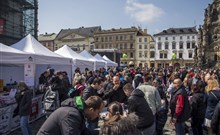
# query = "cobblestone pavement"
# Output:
<box><xmin>11</xmin><ymin>116</ymin><xmax>193</xmax><ymax>135</ymax></box>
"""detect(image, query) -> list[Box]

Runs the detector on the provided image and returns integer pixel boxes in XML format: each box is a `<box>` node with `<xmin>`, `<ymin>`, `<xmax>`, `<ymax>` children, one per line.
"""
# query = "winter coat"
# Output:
<box><xmin>205</xmin><ymin>90</ymin><xmax>220</xmax><ymax>120</ymax></box>
<box><xmin>170</xmin><ymin>85</ymin><xmax>191</xmax><ymax>122</ymax></box>
<box><xmin>211</xmin><ymin>102</ymin><xmax>220</xmax><ymax>135</ymax></box>
<box><xmin>50</xmin><ymin>76</ymin><xmax>68</xmax><ymax>102</ymax></box>
<box><xmin>15</xmin><ymin>89</ymin><xmax>32</xmax><ymax>116</ymax></box>
<box><xmin>82</xmin><ymin>86</ymin><xmax>99</xmax><ymax>101</ymax></box>
<box><xmin>128</xmin><ymin>89</ymin><xmax>154</xmax><ymax>129</ymax></box>
<box><xmin>137</xmin><ymin>83</ymin><xmax>161</xmax><ymax>115</ymax></box>
<box><xmin>37</xmin><ymin>98</ymin><xmax>90</xmax><ymax>135</ymax></box>
<box><xmin>190</xmin><ymin>92</ymin><xmax>206</xmax><ymax>119</ymax></box>
<box><xmin>103</xmin><ymin>82</ymin><xmax>127</xmax><ymax>104</ymax></box>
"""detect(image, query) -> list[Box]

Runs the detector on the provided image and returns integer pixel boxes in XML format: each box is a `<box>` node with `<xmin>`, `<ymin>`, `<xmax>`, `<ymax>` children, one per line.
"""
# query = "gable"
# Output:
<box><xmin>62</xmin><ymin>32</ymin><xmax>86</xmax><ymax>40</ymax></box>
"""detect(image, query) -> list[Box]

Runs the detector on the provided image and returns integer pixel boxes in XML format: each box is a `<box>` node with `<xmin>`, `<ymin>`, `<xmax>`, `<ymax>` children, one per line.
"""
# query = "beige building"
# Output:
<box><xmin>94</xmin><ymin>27</ymin><xmax>154</xmax><ymax>66</ymax></box>
<box><xmin>54</xmin><ymin>26</ymin><xmax>101</xmax><ymax>52</ymax></box>
<box><xmin>38</xmin><ymin>33</ymin><xmax>57</xmax><ymax>51</ymax></box>
<box><xmin>136</xmin><ymin>30</ymin><xmax>155</xmax><ymax>68</ymax></box>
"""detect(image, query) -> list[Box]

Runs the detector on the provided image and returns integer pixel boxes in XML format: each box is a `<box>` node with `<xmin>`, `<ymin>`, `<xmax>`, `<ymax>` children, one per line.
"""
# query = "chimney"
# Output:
<box><xmin>144</xmin><ymin>29</ymin><xmax>147</xmax><ymax>34</ymax></box>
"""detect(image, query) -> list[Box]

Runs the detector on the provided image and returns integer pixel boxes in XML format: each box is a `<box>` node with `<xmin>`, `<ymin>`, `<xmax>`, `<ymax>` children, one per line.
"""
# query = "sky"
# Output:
<box><xmin>38</xmin><ymin>0</ymin><xmax>213</xmax><ymax>35</ymax></box>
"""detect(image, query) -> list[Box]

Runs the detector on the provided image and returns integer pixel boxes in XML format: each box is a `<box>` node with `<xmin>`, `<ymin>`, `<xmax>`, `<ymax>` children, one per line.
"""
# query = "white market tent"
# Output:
<box><xmin>55</xmin><ymin>45</ymin><xmax>94</xmax><ymax>72</ymax></box>
<box><xmin>0</xmin><ymin>43</ymin><xmax>35</xmax><ymax>85</ymax></box>
<box><xmin>0</xmin><ymin>43</ymin><xmax>32</xmax><ymax>64</ymax></box>
<box><xmin>10</xmin><ymin>34</ymin><xmax>72</xmax><ymax>86</ymax></box>
<box><xmin>11</xmin><ymin>34</ymin><xmax>72</xmax><ymax>65</ymax></box>
<box><xmin>94</xmin><ymin>54</ymin><xmax>114</xmax><ymax>68</ymax></box>
<box><xmin>103</xmin><ymin>55</ymin><xmax>118</xmax><ymax>67</ymax></box>
<box><xmin>79</xmin><ymin>50</ymin><xmax>105</xmax><ymax>70</ymax></box>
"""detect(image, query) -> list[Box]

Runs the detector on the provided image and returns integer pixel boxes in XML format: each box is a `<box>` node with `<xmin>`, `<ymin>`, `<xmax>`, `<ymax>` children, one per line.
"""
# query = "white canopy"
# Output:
<box><xmin>94</xmin><ymin>54</ymin><xmax>115</xmax><ymax>67</ymax></box>
<box><xmin>79</xmin><ymin>50</ymin><xmax>105</xmax><ymax>70</ymax></box>
<box><xmin>11</xmin><ymin>34</ymin><xmax>72</xmax><ymax>65</ymax></box>
<box><xmin>0</xmin><ymin>43</ymin><xmax>32</xmax><ymax>64</ymax></box>
<box><xmin>103</xmin><ymin>55</ymin><xmax>118</xmax><ymax>67</ymax></box>
<box><xmin>55</xmin><ymin>45</ymin><xmax>94</xmax><ymax>71</ymax></box>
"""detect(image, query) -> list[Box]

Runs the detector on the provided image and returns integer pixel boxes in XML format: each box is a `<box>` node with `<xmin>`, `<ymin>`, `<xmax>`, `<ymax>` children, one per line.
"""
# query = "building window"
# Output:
<box><xmin>105</xmin><ymin>37</ymin><xmax>108</xmax><ymax>42</ymax></box>
<box><xmin>109</xmin><ymin>44</ymin><xmax>112</xmax><ymax>49</ymax></box>
<box><xmin>109</xmin><ymin>36</ymin><xmax>112</xmax><ymax>41</ymax></box>
<box><xmin>120</xmin><ymin>44</ymin><xmax>123</xmax><ymax>49</ymax></box>
<box><xmin>130</xmin><ymin>35</ymin><xmax>133</xmax><ymax>40</ymax></box>
<box><xmin>192</xmin><ymin>42</ymin><xmax>195</xmax><ymax>48</ymax></box>
<box><xmin>83</xmin><ymin>44</ymin><xmax>85</xmax><ymax>50</ymax></box>
<box><xmin>158</xmin><ymin>42</ymin><xmax>162</xmax><ymax>50</ymax></box>
<box><xmin>120</xmin><ymin>35</ymin><xmax>123</xmax><ymax>41</ymax></box>
<box><xmin>144</xmin><ymin>38</ymin><xmax>147</xmax><ymax>42</ymax></box>
<box><xmin>144</xmin><ymin>51</ymin><xmax>148</xmax><ymax>58</ymax></box>
<box><xmin>158</xmin><ymin>37</ymin><xmax>161</xmax><ymax>40</ymax></box>
<box><xmin>144</xmin><ymin>44</ymin><xmax>148</xmax><ymax>49</ymax></box>
<box><xmin>130</xmin><ymin>52</ymin><xmax>133</xmax><ymax>58</ymax></box>
<box><xmin>116</xmin><ymin>36</ymin><xmax>118</xmax><ymax>41</ymax></box>
<box><xmin>187</xmin><ymin>36</ymin><xmax>190</xmax><ymax>39</ymax></box>
<box><xmin>139</xmin><ymin>51</ymin><xmax>142</xmax><ymax>58</ymax></box>
<box><xmin>139</xmin><ymin>38</ymin><xmax>142</xmax><ymax>42</ymax></box>
<box><xmin>189</xmin><ymin>52</ymin><xmax>193</xmax><ymax>58</ymax></box>
<box><xmin>180</xmin><ymin>36</ymin><xmax>182</xmax><ymax>40</ymax></box>
<box><xmin>150</xmin><ymin>51</ymin><xmax>155</xmax><ymax>58</ymax></box>
<box><xmin>101</xmin><ymin>37</ymin><xmax>104</xmax><ymax>42</ymax></box>
<box><xmin>130</xmin><ymin>43</ymin><xmax>133</xmax><ymax>49</ymax></box>
<box><xmin>160</xmin><ymin>53</ymin><xmax>163</xmax><ymax>58</ymax></box>
<box><xmin>124</xmin><ymin>43</ymin><xmax>127</xmax><ymax>49</ymax></box>
<box><xmin>165</xmin><ymin>42</ymin><xmax>169</xmax><ymax>49</ymax></box>
<box><xmin>164</xmin><ymin>53</ymin><xmax>167</xmax><ymax>58</ymax></box>
<box><xmin>165</xmin><ymin>37</ymin><xmax>168</xmax><ymax>40</ymax></box>
<box><xmin>179</xmin><ymin>53</ymin><xmax>183</xmax><ymax>58</ymax></box>
<box><xmin>187</xmin><ymin>42</ymin><xmax>190</xmax><ymax>49</ymax></box>
<box><xmin>101</xmin><ymin>44</ymin><xmax>104</xmax><ymax>49</ymax></box>
<box><xmin>192</xmin><ymin>36</ymin><xmax>195</xmax><ymax>39</ymax></box>
<box><xmin>116</xmin><ymin>44</ymin><xmax>119</xmax><ymax>49</ymax></box>
<box><xmin>173</xmin><ymin>36</ymin><xmax>175</xmax><ymax>40</ymax></box>
<box><xmin>172</xmin><ymin>42</ymin><xmax>176</xmax><ymax>49</ymax></box>
<box><xmin>179</xmin><ymin>42</ymin><xmax>183</xmax><ymax>49</ymax></box>
<box><xmin>139</xmin><ymin>44</ymin><xmax>142</xmax><ymax>49</ymax></box>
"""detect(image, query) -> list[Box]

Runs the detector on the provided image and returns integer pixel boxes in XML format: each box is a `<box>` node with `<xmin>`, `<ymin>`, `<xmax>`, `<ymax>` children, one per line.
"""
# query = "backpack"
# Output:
<box><xmin>68</xmin><ymin>85</ymin><xmax>83</xmax><ymax>98</ymax></box>
<box><xmin>43</xmin><ymin>86</ymin><xmax>60</xmax><ymax>112</ymax></box>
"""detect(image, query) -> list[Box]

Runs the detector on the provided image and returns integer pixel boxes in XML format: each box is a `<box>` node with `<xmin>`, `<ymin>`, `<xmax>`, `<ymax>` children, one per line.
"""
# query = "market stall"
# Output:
<box><xmin>55</xmin><ymin>45</ymin><xmax>94</xmax><ymax>73</ymax></box>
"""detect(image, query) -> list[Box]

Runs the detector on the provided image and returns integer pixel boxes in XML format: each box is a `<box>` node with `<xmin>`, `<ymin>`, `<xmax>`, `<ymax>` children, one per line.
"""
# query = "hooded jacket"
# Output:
<box><xmin>190</xmin><ymin>92</ymin><xmax>206</xmax><ymax>119</ymax></box>
<box><xmin>37</xmin><ymin>97</ymin><xmax>90</xmax><ymax>135</ymax></box>
<box><xmin>128</xmin><ymin>89</ymin><xmax>154</xmax><ymax>129</ymax></box>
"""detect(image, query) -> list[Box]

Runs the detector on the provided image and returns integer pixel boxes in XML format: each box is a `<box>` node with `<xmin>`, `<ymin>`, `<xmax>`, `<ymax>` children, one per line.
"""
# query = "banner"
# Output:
<box><xmin>0</xmin><ymin>106</ymin><xmax>12</xmax><ymax>134</ymax></box>
<box><xmin>24</xmin><ymin>63</ymin><xmax>35</xmax><ymax>87</ymax></box>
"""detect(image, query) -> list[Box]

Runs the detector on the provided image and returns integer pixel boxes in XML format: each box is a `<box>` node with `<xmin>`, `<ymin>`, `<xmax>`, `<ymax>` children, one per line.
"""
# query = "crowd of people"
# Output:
<box><xmin>15</xmin><ymin>64</ymin><xmax>220</xmax><ymax>135</ymax></box>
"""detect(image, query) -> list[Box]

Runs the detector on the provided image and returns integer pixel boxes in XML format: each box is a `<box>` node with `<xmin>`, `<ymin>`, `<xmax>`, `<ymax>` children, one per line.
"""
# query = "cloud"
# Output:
<box><xmin>125</xmin><ymin>0</ymin><xmax>164</xmax><ymax>23</ymax></box>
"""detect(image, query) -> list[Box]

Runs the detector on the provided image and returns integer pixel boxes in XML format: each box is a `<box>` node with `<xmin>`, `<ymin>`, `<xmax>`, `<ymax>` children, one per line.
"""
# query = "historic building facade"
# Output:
<box><xmin>38</xmin><ymin>33</ymin><xmax>57</xmax><ymax>51</ymax></box>
<box><xmin>154</xmin><ymin>27</ymin><xmax>198</xmax><ymax>68</ymax></box>
<box><xmin>135</xmin><ymin>29</ymin><xmax>155</xmax><ymax>68</ymax></box>
<box><xmin>195</xmin><ymin>0</ymin><xmax>220</xmax><ymax>67</ymax></box>
<box><xmin>54</xmin><ymin>26</ymin><xmax>101</xmax><ymax>52</ymax></box>
<box><xmin>94</xmin><ymin>27</ymin><xmax>155</xmax><ymax>67</ymax></box>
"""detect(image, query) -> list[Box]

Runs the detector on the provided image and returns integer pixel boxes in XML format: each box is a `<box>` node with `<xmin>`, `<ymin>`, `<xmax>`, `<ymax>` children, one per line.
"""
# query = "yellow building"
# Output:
<box><xmin>135</xmin><ymin>29</ymin><xmax>155</xmax><ymax>68</ymax></box>
<box><xmin>54</xmin><ymin>26</ymin><xmax>101</xmax><ymax>52</ymax></box>
<box><xmin>94</xmin><ymin>27</ymin><xmax>154</xmax><ymax>67</ymax></box>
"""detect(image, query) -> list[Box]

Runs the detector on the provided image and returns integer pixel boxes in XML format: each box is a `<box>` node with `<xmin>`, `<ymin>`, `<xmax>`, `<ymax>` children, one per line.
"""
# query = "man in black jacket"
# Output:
<box><xmin>16</xmin><ymin>82</ymin><xmax>33</xmax><ymax>135</ymax></box>
<box><xmin>37</xmin><ymin>96</ymin><xmax>104</xmax><ymax>135</ymax></box>
<box><xmin>123</xmin><ymin>83</ymin><xmax>155</xmax><ymax>135</ymax></box>
<box><xmin>82</xmin><ymin>77</ymin><xmax>104</xmax><ymax>135</ymax></box>
<box><xmin>103</xmin><ymin>75</ymin><xmax>127</xmax><ymax>104</ymax></box>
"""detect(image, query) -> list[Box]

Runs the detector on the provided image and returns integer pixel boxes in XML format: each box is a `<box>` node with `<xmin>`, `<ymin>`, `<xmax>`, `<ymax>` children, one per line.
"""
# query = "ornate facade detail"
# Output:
<box><xmin>195</xmin><ymin>0</ymin><xmax>220</xmax><ymax>67</ymax></box>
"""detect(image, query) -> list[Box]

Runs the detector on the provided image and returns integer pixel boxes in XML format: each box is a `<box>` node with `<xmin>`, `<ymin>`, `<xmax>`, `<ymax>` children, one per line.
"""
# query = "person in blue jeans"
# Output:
<box><xmin>15</xmin><ymin>82</ymin><xmax>33</xmax><ymax>135</ymax></box>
